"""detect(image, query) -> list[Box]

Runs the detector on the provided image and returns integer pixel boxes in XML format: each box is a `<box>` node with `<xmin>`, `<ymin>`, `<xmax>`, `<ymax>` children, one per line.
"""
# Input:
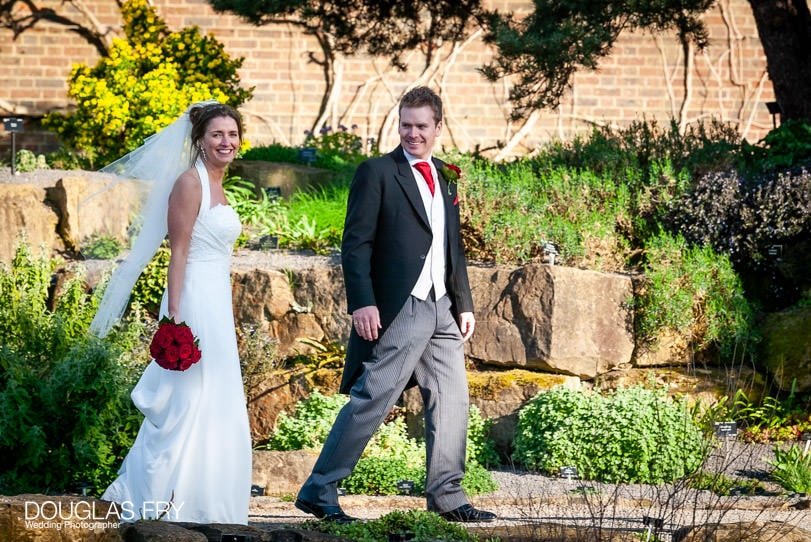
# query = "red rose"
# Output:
<box><xmin>165</xmin><ymin>344</ymin><xmax>180</xmax><ymax>363</ymax></box>
<box><xmin>178</xmin><ymin>343</ymin><xmax>193</xmax><ymax>360</ymax></box>
<box><xmin>177</xmin><ymin>325</ymin><xmax>194</xmax><ymax>343</ymax></box>
<box><xmin>155</xmin><ymin>326</ymin><xmax>174</xmax><ymax>348</ymax></box>
<box><xmin>446</xmin><ymin>163</ymin><xmax>461</xmax><ymax>176</ymax></box>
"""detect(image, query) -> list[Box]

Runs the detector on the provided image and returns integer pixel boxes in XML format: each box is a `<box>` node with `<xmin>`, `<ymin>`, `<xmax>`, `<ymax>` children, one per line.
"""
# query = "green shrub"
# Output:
<box><xmin>467</xmin><ymin>404</ymin><xmax>498</xmax><ymax>467</ymax></box>
<box><xmin>130</xmin><ymin>244</ymin><xmax>170</xmax><ymax>315</ymax></box>
<box><xmin>42</xmin><ymin>0</ymin><xmax>251</xmax><ymax>165</ymax></box>
<box><xmin>342</xmin><ymin>456</ymin><xmax>424</xmax><ymax>495</ymax></box>
<box><xmin>45</xmin><ymin>146</ymin><xmax>87</xmax><ymax>170</ymax></box>
<box><xmin>268</xmin><ymin>389</ymin><xmax>348</xmax><ymax>451</ymax></box>
<box><xmin>268</xmin><ymin>391</ymin><xmax>498</xmax><ymax>496</ymax></box>
<box><xmin>732</xmin><ymin>387</ymin><xmax>811</xmax><ymax>443</ymax></box>
<box><xmin>458</xmin><ymin>154</ymin><xmax>634</xmax><ymax>267</ymax></box>
<box><xmin>667</xmin><ymin>168</ymin><xmax>811</xmax><ymax>309</ymax></box>
<box><xmin>81</xmin><ymin>234</ymin><xmax>123</xmax><ymax>260</ymax></box>
<box><xmin>513</xmin><ymin>386</ymin><xmax>706</xmax><ymax>484</ymax></box>
<box><xmin>15</xmin><ymin>149</ymin><xmax>50</xmax><ymax>173</ymax></box>
<box><xmin>635</xmin><ymin>231</ymin><xmax>753</xmax><ymax>355</ymax></box>
<box><xmin>740</xmin><ymin>120</ymin><xmax>811</xmax><ymax>176</ymax></box>
<box><xmin>241</xmin><ymin>144</ymin><xmax>301</xmax><ymax>164</ymax></box>
<box><xmin>305</xmin><ymin>125</ymin><xmax>368</xmax><ymax>169</ymax></box>
<box><xmin>768</xmin><ymin>444</ymin><xmax>811</xmax><ymax>494</ymax></box>
<box><xmin>311</xmin><ymin>509</ymin><xmax>478</xmax><ymax>542</ymax></box>
<box><xmin>533</xmin><ymin>118</ymin><xmax>741</xmax><ymax>182</ymax></box>
<box><xmin>0</xmin><ymin>243</ymin><xmax>145</xmax><ymax>494</ymax></box>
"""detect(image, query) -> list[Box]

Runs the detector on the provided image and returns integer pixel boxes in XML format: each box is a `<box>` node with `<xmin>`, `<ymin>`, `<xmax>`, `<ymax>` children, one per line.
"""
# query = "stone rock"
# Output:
<box><xmin>592</xmin><ymin>366</ymin><xmax>768</xmax><ymax>405</ymax></box>
<box><xmin>247</xmin><ymin>367</ymin><xmax>342</xmax><ymax>445</ymax></box>
<box><xmin>252</xmin><ymin>450</ymin><xmax>318</xmax><ymax>497</ymax></box>
<box><xmin>118</xmin><ymin>521</ymin><xmax>206</xmax><ymax>541</ymax></box>
<box><xmin>673</xmin><ymin>521</ymin><xmax>811</xmax><ymax>542</ymax></box>
<box><xmin>0</xmin><ymin>494</ymin><xmax>121</xmax><ymax>541</ymax></box>
<box><xmin>633</xmin><ymin>329</ymin><xmax>692</xmax><ymax>367</ymax></box>
<box><xmin>175</xmin><ymin>522</ymin><xmax>274</xmax><ymax>541</ymax></box>
<box><xmin>468</xmin><ymin>264</ymin><xmax>635</xmax><ymax>379</ymax></box>
<box><xmin>469</xmin><ymin>522</ymin><xmax>642</xmax><ymax>541</ymax></box>
<box><xmin>232</xmin><ymin>265</ymin><xmax>350</xmax><ymax>358</ymax></box>
<box><xmin>760</xmin><ymin>307</ymin><xmax>811</xmax><ymax>393</ymax></box>
<box><xmin>0</xmin><ymin>181</ymin><xmax>61</xmax><ymax>263</ymax></box>
<box><xmin>229</xmin><ymin>160</ymin><xmax>334</xmax><ymax>199</ymax></box>
<box><xmin>293</xmin><ymin>266</ymin><xmax>349</xmax><ymax>343</ymax></box>
<box><xmin>44</xmin><ymin>176</ymin><xmax>147</xmax><ymax>252</ymax></box>
<box><xmin>0</xmin><ymin>172</ymin><xmax>147</xmax><ymax>264</ymax></box>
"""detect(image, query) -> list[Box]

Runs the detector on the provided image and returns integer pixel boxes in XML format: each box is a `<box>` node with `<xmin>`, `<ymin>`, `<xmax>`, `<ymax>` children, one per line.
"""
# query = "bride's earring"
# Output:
<box><xmin>197</xmin><ymin>143</ymin><xmax>208</xmax><ymax>162</ymax></box>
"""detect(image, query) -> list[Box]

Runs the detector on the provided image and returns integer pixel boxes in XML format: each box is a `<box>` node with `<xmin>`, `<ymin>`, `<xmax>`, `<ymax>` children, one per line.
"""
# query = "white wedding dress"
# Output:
<box><xmin>103</xmin><ymin>161</ymin><xmax>251</xmax><ymax>524</ymax></box>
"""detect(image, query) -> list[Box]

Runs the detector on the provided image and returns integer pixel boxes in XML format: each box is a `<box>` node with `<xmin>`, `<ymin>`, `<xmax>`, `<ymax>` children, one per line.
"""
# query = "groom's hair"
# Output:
<box><xmin>399</xmin><ymin>86</ymin><xmax>443</xmax><ymax>125</ymax></box>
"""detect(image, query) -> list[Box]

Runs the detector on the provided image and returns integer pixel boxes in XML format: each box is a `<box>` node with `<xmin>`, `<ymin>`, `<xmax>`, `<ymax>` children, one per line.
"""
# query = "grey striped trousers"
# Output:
<box><xmin>297</xmin><ymin>292</ymin><xmax>470</xmax><ymax>513</ymax></box>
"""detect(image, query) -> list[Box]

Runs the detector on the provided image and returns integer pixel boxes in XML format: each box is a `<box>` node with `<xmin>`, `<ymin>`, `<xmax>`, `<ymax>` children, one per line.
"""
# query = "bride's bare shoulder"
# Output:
<box><xmin>170</xmin><ymin>168</ymin><xmax>202</xmax><ymax>202</ymax></box>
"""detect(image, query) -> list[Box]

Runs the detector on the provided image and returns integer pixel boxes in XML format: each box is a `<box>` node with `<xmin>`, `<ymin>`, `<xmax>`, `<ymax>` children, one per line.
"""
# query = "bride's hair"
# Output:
<box><xmin>189</xmin><ymin>103</ymin><xmax>243</xmax><ymax>165</ymax></box>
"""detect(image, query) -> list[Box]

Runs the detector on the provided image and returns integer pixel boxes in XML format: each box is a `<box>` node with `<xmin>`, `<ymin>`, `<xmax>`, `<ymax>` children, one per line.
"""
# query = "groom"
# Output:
<box><xmin>295</xmin><ymin>87</ymin><xmax>495</xmax><ymax>524</ymax></box>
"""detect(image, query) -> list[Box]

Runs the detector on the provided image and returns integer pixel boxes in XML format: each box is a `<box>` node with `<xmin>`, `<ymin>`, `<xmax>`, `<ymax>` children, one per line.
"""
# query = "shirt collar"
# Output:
<box><xmin>403</xmin><ymin>148</ymin><xmax>433</xmax><ymax>166</ymax></box>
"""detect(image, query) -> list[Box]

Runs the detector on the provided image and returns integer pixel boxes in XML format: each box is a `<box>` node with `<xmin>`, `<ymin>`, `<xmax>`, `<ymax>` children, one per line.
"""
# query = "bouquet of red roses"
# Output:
<box><xmin>149</xmin><ymin>317</ymin><xmax>202</xmax><ymax>371</ymax></box>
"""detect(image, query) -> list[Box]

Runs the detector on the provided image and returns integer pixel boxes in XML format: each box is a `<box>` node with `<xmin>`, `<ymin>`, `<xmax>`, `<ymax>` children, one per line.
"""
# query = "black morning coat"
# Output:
<box><xmin>339</xmin><ymin>145</ymin><xmax>474</xmax><ymax>394</ymax></box>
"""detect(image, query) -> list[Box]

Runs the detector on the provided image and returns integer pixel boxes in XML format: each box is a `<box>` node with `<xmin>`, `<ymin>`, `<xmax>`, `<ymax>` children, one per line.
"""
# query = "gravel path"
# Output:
<box><xmin>247</xmin><ymin>442</ymin><xmax>810</xmax><ymax>540</ymax></box>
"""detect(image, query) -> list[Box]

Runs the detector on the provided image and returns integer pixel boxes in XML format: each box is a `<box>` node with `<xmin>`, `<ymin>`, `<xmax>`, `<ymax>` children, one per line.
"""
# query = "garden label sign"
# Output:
<box><xmin>714</xmin><ymin>421</ymin><xmax>737</xmax><ymax>438</ymax></box>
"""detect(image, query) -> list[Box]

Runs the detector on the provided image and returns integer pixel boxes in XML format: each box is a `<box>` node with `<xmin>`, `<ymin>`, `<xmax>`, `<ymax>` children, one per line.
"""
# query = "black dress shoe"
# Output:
<box><xmin>294</xmin><ymin>498</ymin><xmax>357</xmax><ymax>524</ymax></box>
<box><xmin>439</xmin><ymin>504</ymin><xmax>496</xmax><ymax>523</ymax></box>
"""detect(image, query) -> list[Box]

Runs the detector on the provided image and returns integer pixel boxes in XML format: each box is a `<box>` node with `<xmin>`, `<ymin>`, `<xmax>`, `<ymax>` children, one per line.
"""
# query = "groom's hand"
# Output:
<box><xmin>352</xmin><ymin>305</ymin><xmax>381</xmax><ymax>341</ymax></box>
<box><xmin>459</xmin><ymin>312</ymin><xmax>475</xmax><ymax>342</ymax></box>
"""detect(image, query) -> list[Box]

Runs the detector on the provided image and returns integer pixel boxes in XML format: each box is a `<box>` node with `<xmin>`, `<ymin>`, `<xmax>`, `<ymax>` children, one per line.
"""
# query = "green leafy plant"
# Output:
<box><xmin>304</xmin><ymin>125</ymin><xmax>368</xmax><ymax>168</ymax></box>
<box><xmin>513</xmin><ymin>386</ymin><xmax>707</xmax><ymax>484</ymax></box>
<box><xmin>635</xmin><ymin>231</ymin><xmax>753</xmax><ymax>356</ymax></box>
<box><xmin>268</xmin><ymin>389</ymin><xmax>348</xmax><ymax>451</ymax></box>
<box><xmin>768</xmin><ymin>444</ymin><xmax>811</xmax><ymax>494</ymax></box>
<box><xmin>267</xmin><ymin>390</ymin><xmax>497</xmax><ymax>496</ymax></box>
<box><xmin>0</xmin><ymin>242</ymin><xmax>145</xmax><ymax>494</ymax></box>
<box><xmin>740</xmin><ymin>120</ymin><xmax>811</xmax><ymax>176</ymax></box>
<box><xmin>42</xmin><ymin>0</ymin><xmax>251</xmax><ymax>165</ymax></box>
<box><xmin>686</xmin><ymin>470</ymin><xmax>762</xmax><ymax>496</ymax></box>
<box><xmin>240</xmin><ymin>143</ymin><xmax>302</xmax><ymax>164</ymax></box>
<box><xmin>310</xmin><ymin>509</ymin><xmax>478</xmax><ymax>542</ymax></box>
<box><xmin>467</xmin><ymin>404</ymin><xmax>498</xmax><ymax>467</ymax></box>
<box><xmin>732</xmin><ymin>386</ymin><xmax>811</xmax><ymax>443</ymax></box>
<box><xmin>15</xmin><ymin>149</ymin><xmax>50</xmax><ymax>173</ymax></box>
<box><xmin>81</xmin><ymin>234</ymin><xmax>123</xmax><ymax>260</ymax></box>
<box><xmin>130</xmin><ymin>244</ymin><xmax>170</xmax><ymax>314</ymax></box>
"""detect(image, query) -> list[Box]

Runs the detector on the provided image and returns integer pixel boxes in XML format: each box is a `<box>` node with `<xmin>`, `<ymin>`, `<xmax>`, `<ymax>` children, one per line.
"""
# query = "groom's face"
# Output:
<box><xmin>398</xmin><ymin>105</ymin><xmax>442</xmax><ymax>160</ymax></box>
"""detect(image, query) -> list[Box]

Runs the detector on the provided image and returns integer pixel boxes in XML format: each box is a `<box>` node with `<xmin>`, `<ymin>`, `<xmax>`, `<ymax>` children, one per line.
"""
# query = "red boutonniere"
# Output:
<box><xmin>439</xmin><ymin>163</ymin><xmax>461</xmax><ymax>196</ymax></box>
<box><xmin>149</xmin><ymin>317</ymin><xmax>202</xmax><ymax>371</ymax></box>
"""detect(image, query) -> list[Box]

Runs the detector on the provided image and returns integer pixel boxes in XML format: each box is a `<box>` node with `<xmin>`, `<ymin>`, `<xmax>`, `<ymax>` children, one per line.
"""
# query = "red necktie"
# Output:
<box><xmin>414</xmin><ymin>161</ymin><xmax>435</xmax><ymax>196</ymax></box>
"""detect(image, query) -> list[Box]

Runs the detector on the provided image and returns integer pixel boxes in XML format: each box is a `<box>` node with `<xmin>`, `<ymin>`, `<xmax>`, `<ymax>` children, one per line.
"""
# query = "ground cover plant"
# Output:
<box><xmin>266</xmin><ymin>390</ymin><xmax>497</xmax><ymax>496</ymax></box>
<box><xmin>512</xmin><ymin>385</ymin><xmax>707</xmax><ymax>484</ymax></box>
<box><xmin>308</xmin><ymin>509</ymin><xmax>479</xmax><ymax>542</ymax></box>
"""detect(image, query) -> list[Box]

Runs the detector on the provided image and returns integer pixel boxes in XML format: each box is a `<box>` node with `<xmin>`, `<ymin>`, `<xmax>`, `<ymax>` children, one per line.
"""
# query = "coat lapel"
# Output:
<box><xmin>393</xmin><ymin>147</ymin><xmax>431</xmax><ymax>230</ymax></box>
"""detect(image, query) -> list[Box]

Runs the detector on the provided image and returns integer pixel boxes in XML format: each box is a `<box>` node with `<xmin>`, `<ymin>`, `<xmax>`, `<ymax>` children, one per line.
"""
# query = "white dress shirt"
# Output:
<box><xmin>403</xmin><ymin>149</ymin><xmax>447</xmax><ymax>300</ymax></box>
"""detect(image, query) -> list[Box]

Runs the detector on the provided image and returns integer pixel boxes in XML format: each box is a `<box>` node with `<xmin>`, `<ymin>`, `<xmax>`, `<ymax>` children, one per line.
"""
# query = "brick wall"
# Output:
<box><xmin>0</xmin><ymin>0</ymin><xmax>775</xmax><ymax>160</ymax></box>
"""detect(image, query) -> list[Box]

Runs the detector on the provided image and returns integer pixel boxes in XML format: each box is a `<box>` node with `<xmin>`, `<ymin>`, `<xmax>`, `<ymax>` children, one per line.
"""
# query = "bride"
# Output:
<box><xmin>91</xmin><ymin>102</ymin><xmax>251</xmax><ymax>524</ymax></box>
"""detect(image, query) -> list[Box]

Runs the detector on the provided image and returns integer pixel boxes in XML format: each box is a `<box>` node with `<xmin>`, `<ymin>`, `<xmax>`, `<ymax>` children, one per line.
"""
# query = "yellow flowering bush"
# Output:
<box><xmin>43</xmin><ymin>0</ymin><xmax>252</xmax><ymax>166</ymax></box>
